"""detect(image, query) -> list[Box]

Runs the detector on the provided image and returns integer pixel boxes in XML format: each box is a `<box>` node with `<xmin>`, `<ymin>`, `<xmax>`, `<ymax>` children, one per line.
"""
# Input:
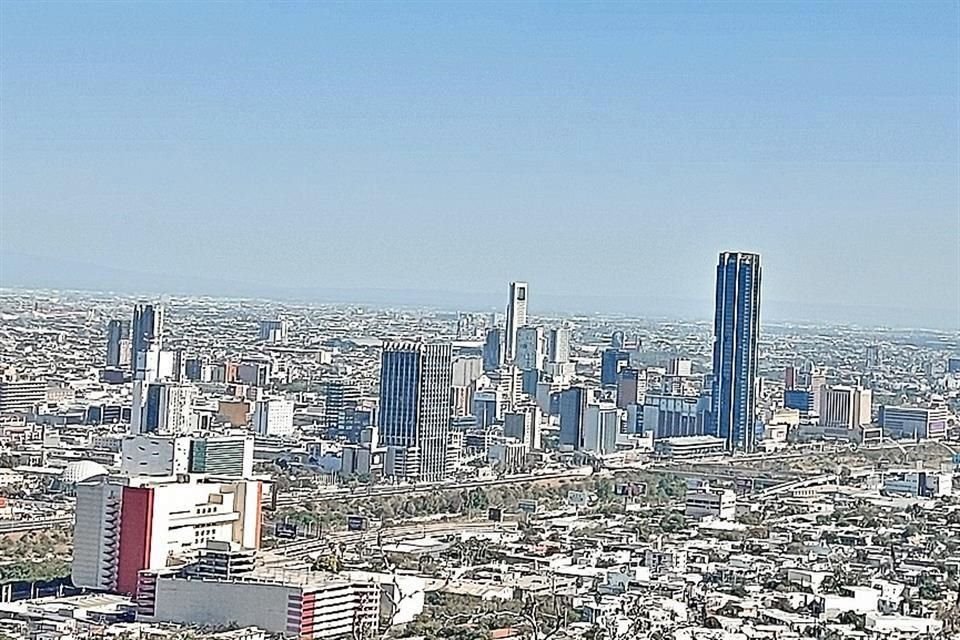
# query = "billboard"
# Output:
<box><xmin>567</xmin><ymin>490</ymin><xmax>589</xmax><ymax>506</ymax></box>
<box><xmin>346</xmin><ymin>515</ymin><xmax>368</xmax><ymax>532</ymax></box>
<box><xmin>275</xmin><ymin>522</ymin><xmax>298</xmax><ymax>540</ymax></box>
<box><xmin>488</xmin><ymin>507</ymin><xmax>503</xmax><ymax>522</ymax></box>
<box><xmin>517</xmin><ymin>499</ymin><xmax>539</xmax><ymax>514</ymax></box>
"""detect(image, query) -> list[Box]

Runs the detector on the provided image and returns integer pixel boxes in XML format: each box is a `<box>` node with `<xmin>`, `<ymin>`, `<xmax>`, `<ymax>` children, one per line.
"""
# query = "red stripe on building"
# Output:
<box><xmin>116</xmin><ymin>486</ymin><xmax>154</xmax><ymax>595</ymax></box>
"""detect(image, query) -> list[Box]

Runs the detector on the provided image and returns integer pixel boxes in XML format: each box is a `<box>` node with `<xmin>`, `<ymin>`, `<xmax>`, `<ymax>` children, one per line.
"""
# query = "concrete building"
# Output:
<box><xmin>548</xmin><ymin>327</ymin><xmax>570</xmax><ymax>364</ymax></box>
<box><xmin>643</xmin><ymin>394</ymin><xmax>705</xmax><ymax>439</ymax></box>
<box><xmin>140</xmin><ymin>382</ymin><xmax>197</xmax><ymax>436</ymax></box>
<box><xmin>502</xmin><ymin>405</ymin><xmax>542</xmax><ymax>451</ymax></box>
<box><xmin>139</xmin><ymin>572</ymin><xmax>379</xmax><ymax>639</ymax></box>
<box><xmin>251</xmin><ymin>397</ymin><xmax>295</xmax><ymax>437</ymax></box>
<box><xmin>72</xmin><ymin>475</ymin><xmax>262</xmax><ymax>594</ymax></box>
<box><xmin>0</xmin><ymin>376</ymin><xmax>46</xmax><ymax>413</ymax></box>
<box><xmin>684</xmin><ymin>481</ymin><xmax>736</xmax><ymax>520</ymax></box>
<box><xmin>582</xmin><ymin>403</ymin><xmax>620</xmax><ymax>455</ymax></box>
<box><xmin>504</xmin><ymin>281</ymin><xmax>528</xmax><ymax>363</ymax></box>
<box><xmin>820</xmin><ymin>385</ymin><xmax>872</xmax><ymax>430</ymax></box>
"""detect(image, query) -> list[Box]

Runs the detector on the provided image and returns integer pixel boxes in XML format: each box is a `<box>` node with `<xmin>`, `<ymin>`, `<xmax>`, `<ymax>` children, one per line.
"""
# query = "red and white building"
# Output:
<box><xmin>72</xmin><ymin>475</ymin><xmax>262</xmax><ymax>594</ymax></box>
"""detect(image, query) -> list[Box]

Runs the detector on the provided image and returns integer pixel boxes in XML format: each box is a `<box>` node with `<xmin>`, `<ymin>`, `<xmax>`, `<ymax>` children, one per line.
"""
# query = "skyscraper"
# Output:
<box><xmin>105</xmin><ymin>319</ymin><xmax>130</xmax><ymax>368</ymax></box>
<box><xmin>708</xmin><ymin>251</ymin><xmax>762</xmax><ymax>451</ymax></box>
<box><xmin>482</xmin><ymin>328</ymin><xmax>503</xmax><ymax>372</ymax></box>
<box><xmin>130</xmin><ymin>304</ymin><xmax>165</xmax><ymax>435</ymax></box>
<box><xmin>515</xmin><ymin>326</ymin><xmax>545</xmax><ymax>371</ymax></box>
<box><xmin>558</xmin><ymin>386</ymin><xmax>586</xmax><ymax>449</ymax></box>
<box><xmin>504</xmin><ymin>281</ymin><xmax>528</xmax><ymax>363</ymax></box>
<box><xmin>131</xmin><ymin>304</ymin><xmax>164</xmax><ymax>370</ymax></box>
<box><xmin>548</xmin><ymin>327</ymin><xmax>570</xmax><ymax>364</ymax></box>
<box><xmin>378</xmin><ymin>340</ymin><xmax>453</xmax><ymax>482</ymax></box>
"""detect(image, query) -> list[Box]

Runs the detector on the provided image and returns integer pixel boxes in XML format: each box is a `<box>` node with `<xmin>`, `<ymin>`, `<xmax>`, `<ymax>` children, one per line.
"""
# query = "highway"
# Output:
<box><xmin>0</xmin><ymin>517</ymin><xmax>72</xmax><ymax>534</ymax></box>
<box><xmin>270</xmin><ymin>519</ymin><xmax>518</xmax><ymax>559</ymax></box>
<box><xmin>274</xmin><ymin>468</ymin><xmax>593</xmax><ymax>507</ymax></box>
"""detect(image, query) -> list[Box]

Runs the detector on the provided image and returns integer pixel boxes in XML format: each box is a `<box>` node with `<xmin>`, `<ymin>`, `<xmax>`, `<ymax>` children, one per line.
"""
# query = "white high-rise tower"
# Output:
<box><xmin>504</xmin><ymin>281</ymin><xmax>528</xmax><ymax>363</ymax></box>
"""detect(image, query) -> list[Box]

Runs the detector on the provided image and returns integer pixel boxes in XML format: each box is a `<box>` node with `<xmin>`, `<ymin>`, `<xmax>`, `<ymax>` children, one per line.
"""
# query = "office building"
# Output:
<box><xmin>378</xmin><ymin>340</ymin><xmax>452</xmax><ymax>482</ymax></box>
<box><xmin>558</xmin><ymin>387</ymin><xmax>586</xmax><ymax>449</ymax></box>
<box><xmin>820</xmin><ymin>385</ymin><xmax>872</xmax><ymax>430</ymax></box>
<box><xmin>667</xmin><ymin>358</ymin><xmax>692</xmax><ymax>377</ymax></box>
<box><xmin>451</xmin><ymin>356</ymin><xmax>483</xmax><ymax>387</ymax></box>
<box><xmin>131</xmin><ymin>304</ymin><xmax>164</xmax><ymax>369</ymax></box>
<box><xmin>482</xmin><ymin>328</ymin><xmax>503</xmax><ymax>372</ymax></box>
<box><xmin>616</xmin><ymin>368</ymin><xmax>640</xmax><ymax>409</ymax></box>
<box><xmin>324</xmin><ymin>379</ymin><xmax>361</xmax><ymax>433</ymax></box>
<box><xmin>139</xmin><ymin>382</ymin><xmax>197</xmax><ymax>436</ymax></box>
<box><xmin>504</xmin><ymin>281</ymin><xmax>528</xmax><ymax>363</ymax></box>
<box><xmin>251</xmin><ymin>397</ymin><xmax>295</xmax><ymax>437</ymax></box>
<box><xmin>515</xmin><ymin>326</ymin><xmax>545</xmax><ymax>372</ymax></box>
<box><xmin>643</xmin><ymin>394</ymin><xmax>705</xmax><ymax>439</ymax></box>
<box><xmin>503</xmin><ymin>404</ymin><xmax>542</xmax><ymax>451</ymax></box>
<box><xmin>105</xmin><ymin>319</ymin><xmax>130</xmax><ymax>368</ymax></box>
<box><xmin>600</xmin><ymin>349</ymin><xmax>630</xmax><ymax>387</ymax></box>
<box><xmin>784</xmin><ymin>365</ymin><xmax>797</xmax><ymax>391</ymax></box>
<box><xmin>784</xmin><ymin>389</ymin><xmax>815</xmax><ymax>415</ymax></box>
<box><xmin>0</xmin><ymin>376</ymin><xmax>46</xmax><ymax>413</ymax></box>
<box><xmin>708</xmin><ymin>251</ymin><xmax>762</xmax><ymax>451</ymax></box>
<box><xmin>879</xmin><ymin>405</ymin><xmax>948</xmax><ymax>440</ymax></box>
<box><xmin>138</xmin><ymin>570</ymin><xmax>405</xmax><ymax>639</ymax></box>
<box><xmin>548</xmin><ymin>327</ymin><xmax>570</xmax><ymax>364</ymax></box>
<box><xmin>72</xmin><ymin>475</ymin><xmax>262</xmax><ymax>594</ymax></box>
<box><xmin>582</xmin><ymin>403</ymin><xmax>620</xmax><ymax>455</ymax></box>
<box><xmin>190</xmin><ymin>434</ymin><xmax>256</xmax><ymax>477</ymax></box>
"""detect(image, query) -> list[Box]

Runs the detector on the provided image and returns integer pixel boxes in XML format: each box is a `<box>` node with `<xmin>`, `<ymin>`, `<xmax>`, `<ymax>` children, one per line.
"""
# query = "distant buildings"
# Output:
<box><xmin>378</xmin><ymin>340</ymin><xmax>453</xmax><ymax>482</ymax></box>
<box><xmin>104</xmin><ymin>319</ymin><xmax>130</xmax><ymax>368</ymax></box>
<box><xmin>708</xmin><ymin>251</ymin><xmax>762</xmax><ymax>451</ymax></box>
<box><xmin>504</xmin><ymin>281</ymin><xmax>528</xmax><ymax>363</ymax></box>
<box><xmin>257</xmin><ymin>318</ymin><xmax>289</xmax><ymax>344</ymax></box>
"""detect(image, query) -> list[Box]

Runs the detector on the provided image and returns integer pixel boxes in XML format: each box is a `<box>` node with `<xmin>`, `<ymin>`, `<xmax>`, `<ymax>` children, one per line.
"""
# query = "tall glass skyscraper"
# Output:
<box><xmin>378</xmin><ymin>340</ymin><xmax>453</xmax><ymax>482</ymax></box>
<box><xmin>708</xmin><ymin>252</ymin><xmax>762</xmax><ymax>451</ymax></box>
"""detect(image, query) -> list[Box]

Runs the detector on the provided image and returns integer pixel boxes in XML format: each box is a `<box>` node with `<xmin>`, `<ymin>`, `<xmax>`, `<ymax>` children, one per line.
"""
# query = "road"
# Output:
<box><xmin>271</xmin><ymin>519</ymin><xmax>518</xmax><ymax>559</ymax></box>
<box><xmin>0</xmin><ymin>517</ymin><xmax>72</xmax><ymax>534</ymax></box>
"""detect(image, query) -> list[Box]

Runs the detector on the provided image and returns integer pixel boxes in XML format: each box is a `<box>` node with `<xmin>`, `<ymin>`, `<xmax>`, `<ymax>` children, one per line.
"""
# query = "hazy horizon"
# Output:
<box><xmin>1</xmin><ymin>2</ymin><xmax>958</xmax><ymax>330</ymax></box>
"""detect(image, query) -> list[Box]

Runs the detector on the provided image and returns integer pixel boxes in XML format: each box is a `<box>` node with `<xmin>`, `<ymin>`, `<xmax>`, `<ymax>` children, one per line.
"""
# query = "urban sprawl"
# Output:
<box><xmin>0</xmin><ymin>251</ymin><xmax>959</xmax><ymax>640</ymax></box>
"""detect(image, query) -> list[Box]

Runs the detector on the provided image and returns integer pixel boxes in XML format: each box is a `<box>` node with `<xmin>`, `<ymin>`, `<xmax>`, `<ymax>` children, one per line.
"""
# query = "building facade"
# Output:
<box><xmin>378</xmin><ymin>340</ymin><xmax>453</xmax><ymax>482</ymax></box>
<box><xmin>504</xmin><ymin>281</ymin><xmax>528</xmax><ymax>363</ymax></box>
<box><xmin>708</xmin><ymin>251</ymin><xmax>762</xmax><ymax>451</ymax></box>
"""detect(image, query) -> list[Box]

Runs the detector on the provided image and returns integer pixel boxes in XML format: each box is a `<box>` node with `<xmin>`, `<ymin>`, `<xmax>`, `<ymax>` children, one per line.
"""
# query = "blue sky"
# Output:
<box><xmin>1</xmin><ymin>1</ymin><xmax>957</xmax><ymax>327</ymax></box>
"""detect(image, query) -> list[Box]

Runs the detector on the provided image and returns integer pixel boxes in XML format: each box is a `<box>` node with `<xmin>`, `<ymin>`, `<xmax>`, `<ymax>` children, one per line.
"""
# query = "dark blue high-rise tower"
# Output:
<box><xmin>708</xmin><ymin>252</ymin><xmax>762</xmax><ymax>451</ymax></box>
